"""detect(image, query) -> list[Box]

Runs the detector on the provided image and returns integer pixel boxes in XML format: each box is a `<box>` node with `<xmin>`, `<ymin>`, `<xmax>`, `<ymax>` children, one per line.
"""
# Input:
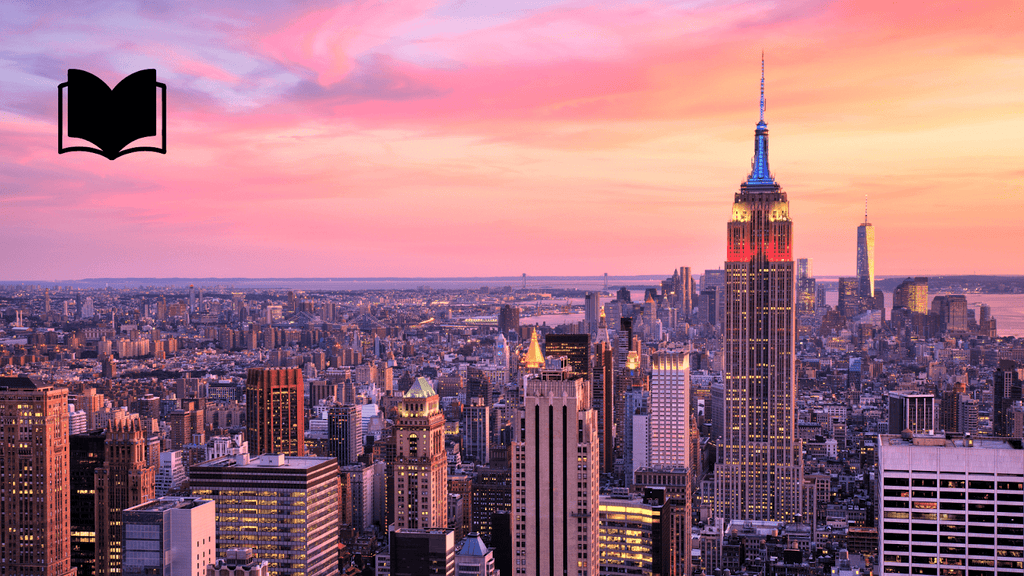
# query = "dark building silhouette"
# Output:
<box><xmin>70</xmin><ymin>430</ymin><xmax>106</xmax><ymax>576</ymax></box>
<box><xmin>497</xmin><ymin>305</ymin><xmax>520</xmax><ymax>337</ymax></box>
<box><xmin>543</xmin><ymin>333</ymin><xmax>591</xmax><ymax>382</ymax></box>
<box><xmin>994</xmin><ymin>360</ymin><xmax>1022</xmax><ymax>437</ymax></box>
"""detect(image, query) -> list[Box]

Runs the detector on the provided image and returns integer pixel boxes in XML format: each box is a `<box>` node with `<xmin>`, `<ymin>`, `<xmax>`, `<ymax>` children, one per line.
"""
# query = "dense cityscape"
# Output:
<box><xmin>3</xmin><ymin>81</ymin><xmax>1024</xmax><ymax>576</ymax></box>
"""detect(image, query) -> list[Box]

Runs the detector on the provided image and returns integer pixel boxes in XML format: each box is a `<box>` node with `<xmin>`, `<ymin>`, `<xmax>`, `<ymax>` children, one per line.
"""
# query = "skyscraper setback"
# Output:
<box><xmin>715</xmin><ymin>63</ymin><xmax>803</xmax><ymax>523</ymax></box>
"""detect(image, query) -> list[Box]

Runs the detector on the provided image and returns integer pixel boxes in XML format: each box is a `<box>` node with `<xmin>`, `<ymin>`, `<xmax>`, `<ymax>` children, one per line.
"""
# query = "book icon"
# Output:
<box><xmin>58</xmin><ymin>69</ymin><xmax>166</xmax><ymax>160</ymax></box>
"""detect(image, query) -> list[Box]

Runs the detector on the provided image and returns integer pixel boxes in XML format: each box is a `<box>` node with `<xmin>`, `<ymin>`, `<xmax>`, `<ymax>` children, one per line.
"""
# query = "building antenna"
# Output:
<box><xmin>865</xmin><ymin>194</ymin><xmax>868</xmax><ymax>224</ymax></box>
<box><xmin>760</xmin><ymin>51</ymin><xmax>765</xmax><ymax>123</ymax></box>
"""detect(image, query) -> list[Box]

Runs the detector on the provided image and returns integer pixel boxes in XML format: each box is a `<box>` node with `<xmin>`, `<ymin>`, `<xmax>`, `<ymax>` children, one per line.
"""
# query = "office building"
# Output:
<box><xmin>122</xmin><ymin>496</ymin><xmax>216</xmax><ymax>576</ymax></box>
<box><xmin>340</xmin><ymin>463</ymin><xmax>375</xmax><ymax>533</ymax></box>
<box><xmin>155</xmin><ymin>449</ymin><xmax>188</xmax><ymax>497</ymax></box>
<box><xmin>512</xmin><ymin>368</ymin><xmax>599</xmax><ymax>576</ymax></box>
<box><xmin>701</xmin><ymin>270</ymin><xmax>726</xmax><ymax>328</ymax></box>
<box><xmin>0</xmin><ymin>376</ymin><xmax>75</xmax><ymax>576</ymax></box>
<box><xmin>715</xmin><ymin>65</ymin><xmax>803</xmax><ymax>524</ymax></box>
<box><xmin>892</xmin><ymin>277</ymin><xmax>928</xmax><ymax>315</ymax></box>
<box><xmin>470</xmin><ymin>467</ymin><xmax>512</xmax><ymax>545</ymax></box>
<box><xmin>498</xmin><ymin>305</ymin><xmax>520</xmax><ymax>337</ymax></box>
<box><xmin>598</xmin><ymin>490</ymin><xmax>670</xmax><ymax>576</ymax></box>
<box><xmin>648</xmin><ymin>352</ymin><xmax>690</xmax><ymax>468</ymax></box>
<box><xmin>584</xmin><ymin>292</ymin><xmax>600</xmax><ymax>334</ymax></box>
<box><xmin>71</xmin><ymin>430</ymin><xmax>107</xmax><ymax>576</ymax></box>
<box><xmin>191</xmin><ymin>454</ymin><xmax>340</xmax><ymax>576</ymax></box>
<box><xmin>387</xmin><ymin>528</ymin><xmax>456</xmax><ymax>576</ymax></box>
<box><xmin>96</xmin><ymin>412</ymin><xmax>157</xmax><ymax>576</ymax></box>
<box><xmin>246</xmin><ymin>367</ymin><xmax>305</xmax><ymax>457</ymax></box>
<box><xmin>856</xmin><ymin>206</ymin><xmax>875</xmax><ymax>299</ymax></box>
<box><xmin>888</xmin><ymin>393</ymin><xmax>936</xmax><ymax>434</ymax></box>
<box><xmin>394</xmin><ymin>377</ymin><xmax>448</xmax><ymax>530</ymax></box>
<box><xmin>543</xmin><ymin>333</ymin><xmax>591</xmax><ymax>382</ymax></box>
<box><xmin>876</xmin><ymin>433</ymin><xmax>1024</xmax><ymax>576</ymax></box>
<box><xmin>993</xmin><ymin>360</ymin><xmax>1022</xmax><ymax>437</ymax></box>
<box><xmin>838</xmin><ymin>277</ymin><xmax>861</xmax><ymax>318</ymax></box>
<box><xmin>462</xmin><ymin>398</ymin><xmax>491</xmax><ymax>465</ymax></box>
<box><xmin>593</xmin><ymin>338</ymin><xmax>615</xmax><ymax>474</ymax></box>
<box><xmin>328</xmin><ymin>403</ymin><xmax>364</xmax><ymax>466</ymax></box>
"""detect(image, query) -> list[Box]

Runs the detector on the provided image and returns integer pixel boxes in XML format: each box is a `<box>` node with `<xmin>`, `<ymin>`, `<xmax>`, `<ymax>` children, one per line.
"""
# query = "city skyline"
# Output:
<box><xmin>2</xmin><ymin>1</ymin><xmax>1023</xmax><ymax>280</ymax></box>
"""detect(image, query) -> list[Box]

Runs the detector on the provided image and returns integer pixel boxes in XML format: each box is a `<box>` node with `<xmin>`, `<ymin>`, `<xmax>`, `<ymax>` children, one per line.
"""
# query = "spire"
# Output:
<box><xmin>864</xmin><ymin>195</ymin><xmax>869</xmax><ymax>224</ymax></box>
<box><xmin>745</xmin><ymin>54</ymin><xmax>775</xmax><ymax>187</ymax></box>
<box><xmin>760</xmin><ymin>50</ymin><xmax>765</xmax><ymax>123</ymax></box>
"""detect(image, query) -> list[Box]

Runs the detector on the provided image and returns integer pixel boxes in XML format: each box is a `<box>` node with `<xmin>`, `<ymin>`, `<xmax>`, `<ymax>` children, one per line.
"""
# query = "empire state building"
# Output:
<box><xmin>714</xmin><ymin>62</ymin><xmax>803</xmax><ymax>523</ymax></box>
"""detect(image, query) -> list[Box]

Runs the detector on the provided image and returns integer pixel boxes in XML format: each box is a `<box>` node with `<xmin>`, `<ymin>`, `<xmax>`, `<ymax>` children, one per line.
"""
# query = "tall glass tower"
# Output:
<box><xmin>715</xmin><ymin>60</ymin><xmax>803</xmax><ymax>523</ymax></box>
<box><xmin>857</xmin><ymin>201</ymin><xmax>875</xmax><ymax>298</ymax></box>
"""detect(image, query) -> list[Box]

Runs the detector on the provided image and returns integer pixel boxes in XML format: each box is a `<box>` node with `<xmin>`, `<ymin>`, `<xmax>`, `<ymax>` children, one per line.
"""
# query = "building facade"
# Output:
<box><xmin>122</xmin><ymin>497</ymin><xmax>216</xmax><ymax>576</ymax></box>
<box><xmin>876</xmin><ymin>433</ymin><xmax>1024</xmax><ymax>576</ymax></box>
<box><xmin>715</xmin><ymin>67</ymin><xmax>803</xmax><ymax>524</ymax></box>
<box><xmin>191</xmin><ymin>454</ymin><xmax>340</xmax><ymax>576</ymax></box>
<box><xmin>95</xmin><ymin>412</ymin><xmax>157</xmax><ymax>576</ymax></box>
<box><xmin>513</xmin><ymin>369</ymin><xmax>600</xmax><ymax>576</ymax></box>
<box><xmin>245</xmin><ymin>367</ymin><xmax>305</xmax><ymax>457</ymax></box>
<box><xmin>0</xmin><ymin>377</ymin><xmax>75</xmax><ymax>576</ymax></box>
<box><xmin>393</xmin><ymin>377</ymin><xmax>448</xmax><ymax>530</ymax></box>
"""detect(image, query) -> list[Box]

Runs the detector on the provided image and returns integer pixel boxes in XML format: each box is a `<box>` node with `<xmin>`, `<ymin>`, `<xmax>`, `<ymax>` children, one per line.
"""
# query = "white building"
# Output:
<box><xmin>877</xmin><ymin>433</ymin><xmax>1024</xmax><ymax>576</ymax></box>
<box><xmin>155</xmin><ymin>450</ymin><xmax>188</xmax><ymax>497</ymax></box>
<box><xmin>122</xmin><ymin>496</ymin><xmax>216</xmax><ymax>576</ymax></box>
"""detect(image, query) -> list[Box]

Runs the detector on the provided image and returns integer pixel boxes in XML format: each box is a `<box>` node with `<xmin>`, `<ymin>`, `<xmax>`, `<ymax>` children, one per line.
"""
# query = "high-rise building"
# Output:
<box><xmin>888</xmin><ymin>392</ymin><xmax>936</xmax><ymax>434</ymax></box>
<box><xmin>0</xmin><ymin>377</ymin><xmax>75</xmax><ymax>576</ymax></box>
<box><xmin>498</xmin><ymin>305</ymin><xmax>520</xmax><ymax>337</ymax></box>
<box><xmin>246</xmin><ymin>367</ymin><xmax>305</xmax><ymax>457</ymax></box>
<box><xmin>328</xmin><ymin>403</ymin><xmax>364</xmax><ymax>466</ymax></box>
<box><xmin>95</xmin><ymin>412</ymin><xmax>157</xmax><ymax>576</ymax></box>
<box><xmin>584</xmin><ymin>292</ymin><xmax>600</xmax><ymax>334</ymax></box>
<box><xmin>837</xmin><ymin>277</ymin><xmax>861</xmax><ymax>318</ymax></box>
<box><xmin>701</xmin><ymin>269</ymin><xmax>726</xmax><ymax>328</ymax></box>
<box><xmin>512</xmin><ymin>368</ymin><xmax>599</xmax><ymax>576</ymax></box>
<box><xmin>543</xmin><ymin>333</ymin><xmax>591</xmax><ymax>383</ymax></box>
<box><xmin>715</xmin><ymin>63</ymin><xmax>803</xmax><ymax>524</ymax></box>
<box><xmin>191</xmin><ymin>454</ymin><xmax>340</xmax><ymax>576</ymax></box>
<box><xmin>122</xmin><ymin>496</ymin><xmax>216</xmax><ymax>576</ymax></box>
<box><xmin>394</xmin><ymin>377</ymin><xmax>448</xmax><ymax>530</ymax></box>
<box><xmin>856</xmin><ymin>205</ymin><xmax>875</xmax><ymax>299</ymax></box>
<box><xmin>892</xmin><ymin>277</ymin><xmax>928</xmax><ymax>314</ymax></box>
<box><xmin>876</xmin><ymin>434</ymin><xmax>1024</xmax><ymax>576</ymax></box>
<box><xmin>71</xmin><ymin>430</ymin><xmax>106</xmax><ymax>576</ymax></box>
<box><xmin>632</xmin><ymin>353</ymin><xmax>693</xmax><ymax>576</ymax></box>
<box><xmin>993</xmin><ymin>360</ymin><xmax>1023</xmax><ymax>437</ymax></box>
<box><xmin>598</xmin><ymin>490</ymin><xmax>670</xmax><ymax>576</ymax></box>
<box><xmin>463</xmin><ymin>398</ymin><xmax>491</xmax><ymax>465</ymax></box>
<box><xmin>647</xmin><ymin>352</ymin><xmax>691</xmax><ymax>468</ymax></box>
<box><xmin>593</xmin><ymin>339</ymin><xmax>615</xmax><ymax>474</ymax></box>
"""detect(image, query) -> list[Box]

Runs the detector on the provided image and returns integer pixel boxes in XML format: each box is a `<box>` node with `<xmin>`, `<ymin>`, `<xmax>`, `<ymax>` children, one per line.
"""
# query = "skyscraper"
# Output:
<box><xmin>512</xmin><ymin>368</ymin><xmax>599</xmax><ymax>576</ymax></box>
<box><xmin>95</xmin><ymin>412</ymin><xmax>157</xmax><ymax>576</ymax></box>
<box><xmin>892</xmin><ymin>277</ymin><xmax>928</xmax><ymax>314</ymax></box>
<box><xmin>584</xmin><ymin>292</ymin><xmax>600</xmax><ymax>334</ymax></box>
<box><xmin>543</xmin><ymin>333</ymin><xmax>591</xmax><ymax>383</ymax></box>
<box><xmin>715</xmin><ymin>61</ymin><xmax>803</xmax><ymax>523</ymax></box>
<box><xmin>0</xmin><ymin>377</ymin><xmax>75</xmax><ymax>576</ymax></box>
<box><xmin>856</xmin><ymin>201</ymin><xmax>875</xmax><ymax>299</ymax></box>
<box><xmin>393</xmin><ymin>377</ymin><xmax>448</xmax><ymax>530</ymax></box>
<box><xmin>191</xmin><ymin>454</ymin><xmax>340</xmax><ymax>576</ymax></box>
<box><xmin>246</xmin><ymin>367</ymin><xmax>305</xmax><ymax>457</ymax></box>
<box><xmin>71</xmin><ymin>430</ymin><xmax>106</xmax><ymax>576</ymax></box>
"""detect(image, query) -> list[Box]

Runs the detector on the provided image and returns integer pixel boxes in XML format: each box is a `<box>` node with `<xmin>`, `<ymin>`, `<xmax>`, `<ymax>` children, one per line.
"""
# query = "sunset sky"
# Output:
<box><xmin>1</xmin><ymin>0</ymin><xmax>1022</xmax><ymax>281</ymax></box>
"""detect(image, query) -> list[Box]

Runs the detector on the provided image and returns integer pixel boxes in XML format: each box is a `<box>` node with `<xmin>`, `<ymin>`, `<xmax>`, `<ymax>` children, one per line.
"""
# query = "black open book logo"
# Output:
<box><xmin>58</xmin><ymin>69</ymin><xmax>166</xmax><ymax>160</ymax></box>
